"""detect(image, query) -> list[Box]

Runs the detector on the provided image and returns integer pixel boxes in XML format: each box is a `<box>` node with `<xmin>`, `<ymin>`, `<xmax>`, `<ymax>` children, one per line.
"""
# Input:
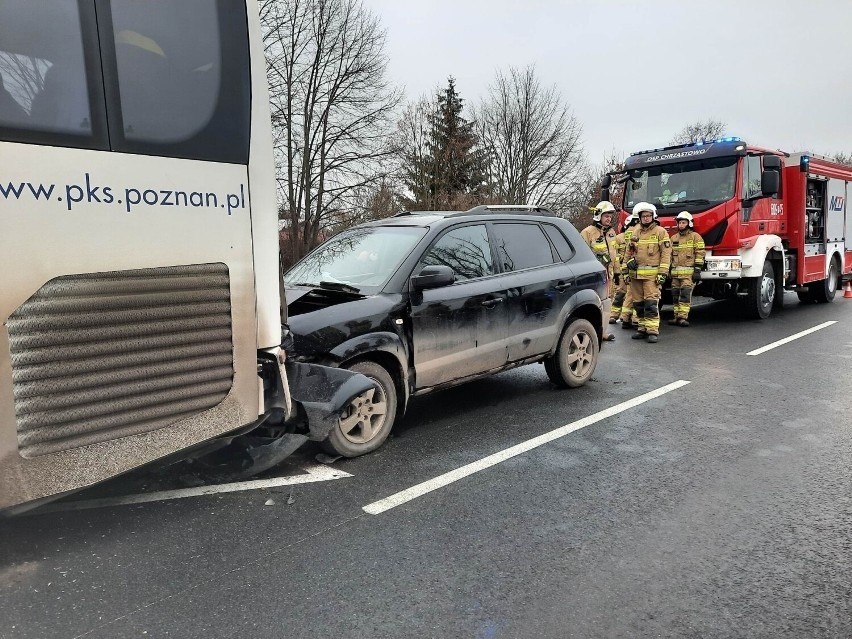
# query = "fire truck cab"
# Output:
<box><xmin>605</xmin><ymin>138</ymin><xmax>852</xmax><ymax>319</ymax></box>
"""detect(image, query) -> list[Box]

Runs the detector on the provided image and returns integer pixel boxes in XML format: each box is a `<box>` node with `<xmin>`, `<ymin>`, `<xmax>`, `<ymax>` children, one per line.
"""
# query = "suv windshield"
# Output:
<box><xmin>623</xmin><ymin>156</ymin><xmax>737</xmax><ymax>214</ymax></box>
<box><xmin>285</xmin><ymin>226</ymin><xmax>427</xmax><ymax>292</ymax></box>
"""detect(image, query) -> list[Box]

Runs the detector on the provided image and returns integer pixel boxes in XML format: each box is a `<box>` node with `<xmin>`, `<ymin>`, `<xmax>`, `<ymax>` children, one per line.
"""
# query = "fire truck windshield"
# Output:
<box><xmin>623</xmin><ymin>156</ymin><xmax>737</xmax><ymax>215</ymax></box>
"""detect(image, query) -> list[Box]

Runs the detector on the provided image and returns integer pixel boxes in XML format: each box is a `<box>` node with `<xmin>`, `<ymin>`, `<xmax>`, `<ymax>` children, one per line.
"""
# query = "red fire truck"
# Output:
<box><xmin>602</xmin><ymin>137</ymin><xmax>852</xmax><ymax>318</ymax></box>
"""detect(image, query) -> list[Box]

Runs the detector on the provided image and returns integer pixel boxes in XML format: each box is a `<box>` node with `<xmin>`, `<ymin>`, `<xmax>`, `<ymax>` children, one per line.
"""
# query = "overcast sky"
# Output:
<box><xmin>363</xmin><ymin>0</ymin><xmax>852</xmax><ymax>165</ymax></box>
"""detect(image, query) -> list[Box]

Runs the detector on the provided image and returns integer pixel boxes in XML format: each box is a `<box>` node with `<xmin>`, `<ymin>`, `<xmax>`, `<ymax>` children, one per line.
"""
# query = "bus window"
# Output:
<box><xmin>0</xmin><ymin>0</ymin><xmax>105</xmax><ymax>148</ymax></box>
<box><xmin>100</xmin><ymin>0</ymin><xmax>251</xmax><ymax>164</ymax></box>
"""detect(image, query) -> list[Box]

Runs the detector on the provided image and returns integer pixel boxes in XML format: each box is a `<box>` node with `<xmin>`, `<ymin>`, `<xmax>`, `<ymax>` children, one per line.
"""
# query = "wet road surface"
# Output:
<box><xmin>2</xmin><ymin>293</ymin><xmax>851</xmax><ymax>638</ymax></box>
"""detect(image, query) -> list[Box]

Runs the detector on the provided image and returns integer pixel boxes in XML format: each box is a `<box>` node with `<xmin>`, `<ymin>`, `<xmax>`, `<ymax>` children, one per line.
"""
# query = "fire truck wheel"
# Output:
<box><xmin>808</xmin><ymin>257</ymin><xmax>839</xmax><ymax>303</ymax></box>
<box><xmin>744</xmin><ymin>261</ymin><xmax>775</xmax><ymax>320</ymax></box>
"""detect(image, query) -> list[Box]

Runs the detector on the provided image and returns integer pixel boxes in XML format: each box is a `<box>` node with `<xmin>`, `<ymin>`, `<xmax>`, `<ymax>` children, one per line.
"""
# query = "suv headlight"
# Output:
<box><xmin>706</xmin><ymin>259</ymin><xmax>742</xmax><ymax>271</ymax></box>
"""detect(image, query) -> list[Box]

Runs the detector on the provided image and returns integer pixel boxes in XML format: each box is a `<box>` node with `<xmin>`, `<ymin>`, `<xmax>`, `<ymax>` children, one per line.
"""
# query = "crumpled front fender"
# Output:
<box><xmin>285</xmin><ymin>361</ymin><xmax>377</xmax><ymax>441</ymax></box>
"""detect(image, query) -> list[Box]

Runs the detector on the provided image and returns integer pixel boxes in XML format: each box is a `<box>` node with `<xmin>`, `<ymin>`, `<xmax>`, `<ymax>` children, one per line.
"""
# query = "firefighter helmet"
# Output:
<box><xmin>623</xmin><ymin>212</ymin><xmax>638</xmax><ymax>229</ymax></box>
<box><xmin>632</xmin><ymin>201</ymin><xmax>657</xmax><ymax>220</ymax></box>
<box><xmin>592</xmin><ymin>200</ymin><xmax>616</xmax><ymax>223</ymax></box>
<box><xmin>675</xmin><ymin>210</ymin><xmax>694</xmax><ymax>228</ymax></box>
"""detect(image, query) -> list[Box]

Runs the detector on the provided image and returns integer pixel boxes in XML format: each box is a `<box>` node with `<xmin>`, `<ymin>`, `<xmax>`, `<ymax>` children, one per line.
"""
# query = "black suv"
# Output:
<box><xmin>283</xmin><ymin>205</ymin><xmax>607</xmax><ymax>457</ymax></box>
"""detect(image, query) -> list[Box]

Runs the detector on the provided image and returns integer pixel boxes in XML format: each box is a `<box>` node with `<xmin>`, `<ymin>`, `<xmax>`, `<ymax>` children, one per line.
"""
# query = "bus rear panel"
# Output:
<box><xmin>0</xmin><ymin>0</ymin><xmax>281</xmax><ymax>510</ymax></box>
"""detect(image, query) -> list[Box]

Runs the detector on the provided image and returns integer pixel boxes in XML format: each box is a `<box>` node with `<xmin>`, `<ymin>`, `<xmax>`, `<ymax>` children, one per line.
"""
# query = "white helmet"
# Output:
<box><xmin>592</xmin><ymin>200</ymin><xmax>616</xmax><ymax>223</ymax></box>
<box><xmin>623</xmin><ymin>212</ymin><xmax>638</xmax><ymax>229</ymax></box>
<box><xmin>675</xmin><ymin>211</ymin><xmax>694</xmax><ymax>228</ymax></box>
<box><xmin>632</xmin><ymin>201</ymin><xmax>658</xmax><ymax>221</ymax></box>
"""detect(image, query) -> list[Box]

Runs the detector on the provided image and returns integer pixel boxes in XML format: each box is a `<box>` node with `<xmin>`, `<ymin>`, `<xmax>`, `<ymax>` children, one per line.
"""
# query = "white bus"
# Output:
<box><xmin>0</xmin><ymin>0</ymin><xmax>369</xmax><ymax>512</ymax></box>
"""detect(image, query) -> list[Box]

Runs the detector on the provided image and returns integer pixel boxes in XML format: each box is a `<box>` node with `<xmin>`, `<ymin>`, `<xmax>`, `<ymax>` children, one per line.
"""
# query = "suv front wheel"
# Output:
<box><xmin>544</xmin><ymin>318</ymin><xmax>599</xmax><ymax>388</ymax></box>
<box><xmin>324</xmin><ymin>360</ymin><xmax>398</xmax><ymax>457</ymax></box>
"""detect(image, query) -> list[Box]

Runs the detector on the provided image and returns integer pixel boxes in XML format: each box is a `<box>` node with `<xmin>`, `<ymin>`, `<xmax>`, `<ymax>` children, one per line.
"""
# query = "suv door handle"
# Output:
<box><xmin>554</xmin><ymin>280</ymin><xmax>573</xmax><ymax>292</ymax></box>
<box><xmin>481</xmin><ymin>297</ymin><xmax>504</xmax><ymax>309</ymax></box>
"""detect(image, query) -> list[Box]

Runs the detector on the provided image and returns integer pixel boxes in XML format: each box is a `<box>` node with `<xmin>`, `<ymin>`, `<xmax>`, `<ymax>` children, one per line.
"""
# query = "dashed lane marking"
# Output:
<box><xmin>746</xmin><ymin>321</ymin><xmax>837</xmax><ymax>356</ymax></box>
<box><xmin>37</xmin><ymin>464</ymin><xmax>353</xmax><ymax>513</ymax></box>
<box><xmin>362</xmin><ymin>380</ymin><xmax>691</xmax><ymax>515</ymax></box>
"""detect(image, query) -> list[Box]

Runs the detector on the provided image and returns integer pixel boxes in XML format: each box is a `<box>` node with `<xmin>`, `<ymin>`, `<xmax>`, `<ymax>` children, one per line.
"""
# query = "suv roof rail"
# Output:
<box><xmin>392</xmin><ymin>210</ymin><xmax>413</xmax><ymax>217</ymax></box>
<box><xmin>454</xmin><ymin>204</ymin><xmax>555</xmax><ymax>217</ymax></box>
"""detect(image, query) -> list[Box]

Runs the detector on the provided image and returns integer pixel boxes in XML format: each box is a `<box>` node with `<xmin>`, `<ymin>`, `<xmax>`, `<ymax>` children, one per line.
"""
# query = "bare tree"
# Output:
<box><xmin>669</xmin><ymin>118</ymin><xmax>727</xmax><ymax>145</ymax></box>
<box><xmin>336</xmin><ymin>177</ymin><xmax>401</xmax><ymax>229</ymax></box>
<box><xmin>394</xmin><ymin>92</ymin><xmax>439</xmax><ymax>210</ymax></box>
<box><xmin>474</xmin><ymin>65</ymin><xmax>586</xmax><ymax>215</ymax></box>
<box><xmin>260</xmin><ymin>0</ymin><xmax>402</xmax><ymax>262</ymax></box>
<box><xmin>572</xmin><ymin>150</ymin><xmax>624</xmax><ymax>228</ymax></box>
<box><xmin>831</xmin><ymin>152</ymin><xmax>852</xmax><ymax>166</ymax></box>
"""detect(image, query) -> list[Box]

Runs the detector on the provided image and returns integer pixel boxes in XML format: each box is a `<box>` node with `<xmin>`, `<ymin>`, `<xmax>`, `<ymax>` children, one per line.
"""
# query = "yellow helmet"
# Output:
<box><xmin>592</xmin><ymin>200</ymin><xmax>616</xmax><ymax>223</ymax></box>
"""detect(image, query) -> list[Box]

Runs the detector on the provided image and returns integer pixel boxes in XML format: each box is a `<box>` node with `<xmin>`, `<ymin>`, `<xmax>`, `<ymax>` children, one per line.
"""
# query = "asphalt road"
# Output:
<box><xmin>2</xmin><ymin>293</ymin><xmax>851</xmax><ymax>639</ymax></box>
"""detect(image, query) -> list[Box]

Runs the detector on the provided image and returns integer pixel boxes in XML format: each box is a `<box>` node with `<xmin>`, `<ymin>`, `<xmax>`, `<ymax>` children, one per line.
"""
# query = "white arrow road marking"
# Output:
<box><xmin>363</xmin><ymin>380</ymin><xmax>691</xmax><ymax>515</ymax></box>
<box><xmin>747</xmin><ymin>321</ymin><xmax>837</xmax><ymax>356</ymax></box>
<box><xmin>39</xmin><ymin>464</ymin><xmax>353</xmax><ymax>513</ymax></box>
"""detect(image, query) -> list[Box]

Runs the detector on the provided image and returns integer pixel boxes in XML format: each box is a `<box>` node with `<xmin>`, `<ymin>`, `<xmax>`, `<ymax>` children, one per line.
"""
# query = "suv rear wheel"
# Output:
<box><xmin>323</xmin><ymin>361</ymin><xmax>397</xmax><ymax>457</ymax></box>
<box><xmin>544</xmin><ymin>318</ymin><xmax>599</xmax><ymax>388</ymax></box>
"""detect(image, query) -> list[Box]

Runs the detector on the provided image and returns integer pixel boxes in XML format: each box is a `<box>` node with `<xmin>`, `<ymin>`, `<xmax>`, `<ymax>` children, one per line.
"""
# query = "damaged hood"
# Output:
<box><xmin>283</xmin><ymin>286</ymin><xmax>407</xmax><ymax>362</ymax></box>
<box><xmin>285</xmin><ymin>284</ymin><xmax>366</xmax><ymax>316</ymax></box>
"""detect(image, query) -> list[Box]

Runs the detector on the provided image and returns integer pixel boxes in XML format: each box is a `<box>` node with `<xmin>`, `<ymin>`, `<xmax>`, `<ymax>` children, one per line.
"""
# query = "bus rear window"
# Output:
<box><xmin>102</xmin><ymin>0</ymin><xmax>251</xmax><ymax>163</ymax></box>
<box><xmin>0</xmin><ymin>0</ymin><xmax>104</xmax><ymax>147</ymax></box>
<box><xmin>0</xmin><ymin>0</ymin><xmax>250</xmax><ymax>163</ymax></box>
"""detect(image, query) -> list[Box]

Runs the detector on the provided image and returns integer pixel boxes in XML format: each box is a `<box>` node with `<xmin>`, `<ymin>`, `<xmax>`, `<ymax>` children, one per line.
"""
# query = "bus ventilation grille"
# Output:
<box><xmin>6</xmin><ymin>264</ymin><xmax>234</xmax><ymax>458</ymax></box>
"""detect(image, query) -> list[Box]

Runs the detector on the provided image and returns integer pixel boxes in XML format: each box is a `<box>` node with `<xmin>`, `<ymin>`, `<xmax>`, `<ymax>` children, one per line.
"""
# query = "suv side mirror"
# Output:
<box><xmin>410</xmin><ymin>265</ymin><xmax>455</xmax><ymax>291</ymax></box>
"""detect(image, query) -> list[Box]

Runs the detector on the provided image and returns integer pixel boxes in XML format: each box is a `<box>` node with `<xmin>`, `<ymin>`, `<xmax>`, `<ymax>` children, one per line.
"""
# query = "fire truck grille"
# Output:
<box><xmin>6</xmin><ymin>264</ymin><xmax>234</xmax><ymax>458</ymax></box>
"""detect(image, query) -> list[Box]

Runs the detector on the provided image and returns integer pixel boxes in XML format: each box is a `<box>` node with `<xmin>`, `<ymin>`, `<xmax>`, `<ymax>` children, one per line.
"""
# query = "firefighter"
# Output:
<box><xmin>621</xmin><ymin>202</ymin><xmax>671</xmax><ymax>343</ymax></box>
<box><xmin>667</xmin><ymin>211</ymin><xmax>705</xmax><ymax>326</ymax></box>
<box><xmin>610</xmin><ymin>212</ymin><xmax>637</xmax><ymax>326</ymax></box>
<box><xmin>581</xmin><ymin>201</ymin><xmax>618</xmax><ymax>341</ymax></box>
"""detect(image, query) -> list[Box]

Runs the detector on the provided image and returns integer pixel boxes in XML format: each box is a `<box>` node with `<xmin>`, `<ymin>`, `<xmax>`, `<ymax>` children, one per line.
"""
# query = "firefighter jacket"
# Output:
<box><xmin>612</xmin><ymin>229</ymin><xmax>634</xmax><ymax>272</ymax></box>
<box><xmin>669</xmin><ymin>229</ymin><xmax>706</xmax><ymax>278</ymax></box>
<box><xmin>581</xmin><ymin>224</ymin><xmax>617</xmax><ymax>270</ymax></box>
<box><xmin>624</xmin><ymin>222</ymin><xmax>672</xmax><ymax>280</ymax></box>
<box><xmin>617</xmin><ymin>227</ymin><xmax>639</xmax><ymax>275</ymax></box>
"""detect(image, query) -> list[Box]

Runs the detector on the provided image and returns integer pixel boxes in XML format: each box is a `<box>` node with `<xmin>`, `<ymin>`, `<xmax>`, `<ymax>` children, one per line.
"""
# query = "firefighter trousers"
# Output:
<box><xmin>671</xmin><ymin>276</ymin><xmax>694</xmax><ymax>320</ymax></box>
<box><xmin>629</xmin><ymin>278</ymin><xmax>662</xmax><ymax>335</ymax></box>
<box><xmin>611</xmin><ymin>278</ymin><xmax>628</xmax><ymax>320</ymax></box>
<box><xmin>620</xmin><ymin>288</ymin><xmax>637</xmax><ymax>325</ymax></box>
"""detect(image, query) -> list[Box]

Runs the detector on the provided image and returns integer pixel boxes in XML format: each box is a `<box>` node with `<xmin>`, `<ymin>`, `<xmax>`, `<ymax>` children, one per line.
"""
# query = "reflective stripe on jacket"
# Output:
<box><xmin>625</xmin><ymin>223</ymin><xmax>672</xmax><ymax>280</ymax></box>
<box><xmin>669</xmin><ymin>230</ymin><xmax>706</xmax><ymax>277</ymax></box>
<box><xmin>581</xmin><ymin>224</ymin><xmax>617</xmax><ymax>269</ymax></box>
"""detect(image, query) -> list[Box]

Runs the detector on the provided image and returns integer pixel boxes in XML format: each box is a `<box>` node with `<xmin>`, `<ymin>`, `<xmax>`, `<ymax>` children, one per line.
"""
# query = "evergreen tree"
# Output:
<box><xmin>428</xmin><ymin>78</ymin><xmax>487</xmax><ymax>207</ymax></box>
<box><xmin>399</xmin><ymin>79</ymin><xmax>487</xmax><ymax>210</ymax></box>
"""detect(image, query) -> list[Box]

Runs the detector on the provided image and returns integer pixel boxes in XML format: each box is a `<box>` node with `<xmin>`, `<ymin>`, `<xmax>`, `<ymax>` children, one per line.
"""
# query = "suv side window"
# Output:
<box><xmin>420</xmin><ymin>224</ymin><xmax>493</xmax><ymax>281</ymax></box>
<box><xmin>542</xmin><ymin>223</ymin><xmax>575</xmax><ymax>261</ymax></box>
<box><xmin>492</xmin><ymin>223</ymin><xmax>554</xmax><ymax>272</ymax></box>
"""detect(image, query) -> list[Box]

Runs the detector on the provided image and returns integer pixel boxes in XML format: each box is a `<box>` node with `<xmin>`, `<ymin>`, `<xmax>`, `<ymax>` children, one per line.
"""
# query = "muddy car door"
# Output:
<box><xmin>409</xmin><ymin>223</ymin><xmax>509</xmax><ymax>388</ymax></box>
<box><xmin>490</xmin><ymin>221</ymin><xmax>576</xmax><ymax>361</ymax></box>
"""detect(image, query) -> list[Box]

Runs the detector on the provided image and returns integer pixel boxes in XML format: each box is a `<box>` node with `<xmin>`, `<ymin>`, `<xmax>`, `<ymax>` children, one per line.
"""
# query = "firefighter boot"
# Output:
<box><xmin>647</xmin><ymin>334</ymin><xmax>659</xmax><ymax>343</ymax></box>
